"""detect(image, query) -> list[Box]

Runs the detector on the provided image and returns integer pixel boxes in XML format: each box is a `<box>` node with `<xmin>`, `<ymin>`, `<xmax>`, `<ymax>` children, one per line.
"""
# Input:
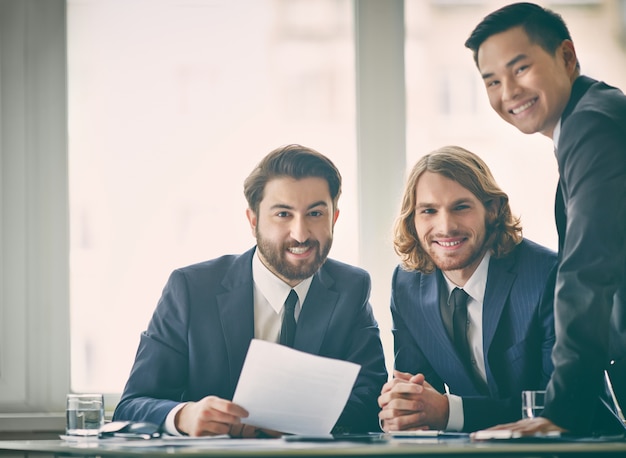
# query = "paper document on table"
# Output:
<box><xmin>232</xmin><ymin>339</ymin><xmax>360</xmax><ymax>436</ymax></box>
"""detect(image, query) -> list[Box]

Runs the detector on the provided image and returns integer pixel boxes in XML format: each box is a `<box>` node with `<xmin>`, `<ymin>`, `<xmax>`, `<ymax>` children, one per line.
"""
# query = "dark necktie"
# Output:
<box><xmin>450</xmin><ymin>287</ymin><xmax>490</xmax><ymax>395</ymax></box>
<box><xmin>279</xmin><ymin>289</ymin><xmax>298</xmax><ymax>347</ymax></box>
<box><xmin>451</xmin><ymin>288</ymin><xmax>472</xmax><ymax>367</ymax></box>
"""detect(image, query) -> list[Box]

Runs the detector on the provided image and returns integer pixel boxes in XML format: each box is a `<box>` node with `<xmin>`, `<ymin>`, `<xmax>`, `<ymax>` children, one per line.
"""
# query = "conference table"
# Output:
<box><xmin>1</xmin><ymin>433</ymin><xmax>626</xmax><ymax>458</ymax></box>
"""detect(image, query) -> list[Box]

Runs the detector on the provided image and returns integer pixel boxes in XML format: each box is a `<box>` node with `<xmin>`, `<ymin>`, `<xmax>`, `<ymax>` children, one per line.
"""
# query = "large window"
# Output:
<box><xmin>68</xmin><ymin>0</ymin><xmax>358</xmax><ymax>393</ymax></box>
<box><xmin>2</xmin><ymin>0</ymin><xmax>625</xmax><ymax>429</ymax></box>
<box><xmin>67</xmin><ymin>0</ymin><xmax>564</xmax><ymax>397</ymax></box>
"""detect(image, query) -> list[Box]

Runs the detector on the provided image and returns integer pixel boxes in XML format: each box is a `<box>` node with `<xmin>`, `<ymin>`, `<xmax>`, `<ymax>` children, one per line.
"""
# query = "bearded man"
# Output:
<box><xmin>114</xmin><ymin>144</ymin><xmax>387</xmax><ymax>437</ymax></box>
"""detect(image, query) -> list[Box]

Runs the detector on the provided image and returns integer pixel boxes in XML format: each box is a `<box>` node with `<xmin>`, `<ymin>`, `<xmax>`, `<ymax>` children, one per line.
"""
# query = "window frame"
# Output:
<box><xmin>0</xmin><ymin>0</ymin><xmax>69</xmax><ymax>432</ymax></box>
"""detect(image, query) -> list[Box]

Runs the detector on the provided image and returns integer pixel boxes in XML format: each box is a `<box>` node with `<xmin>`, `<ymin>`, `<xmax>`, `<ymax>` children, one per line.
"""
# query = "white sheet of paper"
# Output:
<box><xmin>232</xmin><ymin>339</ymin><xmax>361</xmax><ymax>435</ymax></box>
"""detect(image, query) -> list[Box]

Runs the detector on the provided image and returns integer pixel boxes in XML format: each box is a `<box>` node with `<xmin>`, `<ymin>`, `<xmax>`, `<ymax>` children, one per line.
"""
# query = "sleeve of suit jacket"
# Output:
<box><xmin>112</xmin><ymin>267</ymin><xmax>208</xmax><ymax>426</ymax></box>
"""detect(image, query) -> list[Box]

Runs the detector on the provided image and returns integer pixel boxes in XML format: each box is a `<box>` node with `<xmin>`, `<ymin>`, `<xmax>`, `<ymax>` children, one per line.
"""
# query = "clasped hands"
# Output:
<box><xmin>378</xmin><ymin>371</ymin><xmax>566</xmax><ymax>437</ymax></box>
<box><xmin>378</xmin><ymin>370</ymin><xmax>450</xmax><ymax>432</ymax></box>
<box><xmin>175</xmin><ymin>395</ymin><xmax>281</xmax><ymax>438</ymax></box>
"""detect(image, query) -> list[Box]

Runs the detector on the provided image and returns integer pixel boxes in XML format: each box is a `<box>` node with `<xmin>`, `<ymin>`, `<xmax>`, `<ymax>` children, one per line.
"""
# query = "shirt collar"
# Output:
<box><xmin>252</xmin><ymin>248</ymin><xmax>313</xmax><ymax>313</ymax></box>
<box><xmin>442</xmin><ymin>251</ymin><xmax>491</xmax><ymax>304</ymax></box>
<box><xmin>552</xmin><ymin>118</ymin><xmax>562</xmax><ymax>154</ymax></box>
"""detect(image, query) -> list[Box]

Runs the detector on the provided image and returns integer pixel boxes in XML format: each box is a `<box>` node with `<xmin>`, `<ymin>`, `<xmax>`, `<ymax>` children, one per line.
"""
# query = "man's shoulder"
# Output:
<box><xmin>516</xmin><ymin>238</ymin><xmax>557</xmax><ymax>258</ymax></box>
<box><xmin>391</xmin><ymin>263</ymin><xmax>430</xmax><ymax>286</ymax></box>
<box><xmin>565</xmin><ymin>76</ymin><xmax>626</xmax><ymax>125</ymax></box>
<box><xmin>319</xmin><ymin>258</ymin><xmax>370</xmax><ymax>282</ymax></box>
<box><xmin>506</xmin><ymin>239</ymin><xmax>558</xmax><ymax>272</ymax></box>
<box><xmin>173</xmin><ymin>248</ymin><xmax>254</xmax><ymax>279</ymax></box>
<box><xmin>586</xmin><ymin>77</ymin><xmax>626</xmax><ymax>103</ymax></box>
<box><xmin>322</xmin><ymin>257</ymin><xmax>370</xmax><ymax>279</ymax></box>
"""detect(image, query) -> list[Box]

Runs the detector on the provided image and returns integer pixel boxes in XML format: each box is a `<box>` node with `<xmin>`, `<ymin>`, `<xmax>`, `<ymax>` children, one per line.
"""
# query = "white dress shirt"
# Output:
<box><xmin>164</xmin><ymin>249</ymin><xmax>313</xmax><ymax>435</ymax></box>
<box><xmin>553</xmin><ymin>118</ymin><xmax>562</xmax><ymax>151</ymax></box>
<box><xmin>441</xmin><ymin>252</ymin><xmax>491</xmax><ymax>431</ymax></box>
<box><xmin>251</xmin><ymin>250</ymin><xmax>313</xmax><ymax>342</ymax></box>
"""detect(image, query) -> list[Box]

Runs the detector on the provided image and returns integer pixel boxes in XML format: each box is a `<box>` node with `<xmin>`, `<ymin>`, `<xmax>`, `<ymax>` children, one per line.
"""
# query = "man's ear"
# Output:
<box><xmin>560</xmin><ymin>39</ymin><xmax>578</xmax><ymax>75</ymax></box>
<box><xmin>332</xmin><ymin>208</ymin><xmax>340</xmax><ymax>225</ymax></box>
<box><xmin>245</xmin><ymin>208</ymin><xmax>257</xmax><ymax>238</ymax></box>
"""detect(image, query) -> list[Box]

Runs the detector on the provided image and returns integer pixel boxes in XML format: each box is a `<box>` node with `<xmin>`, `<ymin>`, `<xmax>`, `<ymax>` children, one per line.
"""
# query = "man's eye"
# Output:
<box><xmin>309</xmin><ymin>211</ymin><xmax>323</xmax><ymax>217</ymax></box>
<box><xmin>486</xmin><ymin>80</ymin><xmax>500</xmax><ymax>88</ymax></box>
<box><xmin>277</xmin><ymin>211</ymin><xmax>290</xmax><ymax>218</ymax></box>
<box><xmin>515</xmin><ymin>65</ymin><xmax>529</xmax><ymax>75</ymax></box>
<box><xmin>421</xmin><ymin>209</ymin><xmax>435</xmax><ymax>215</ymax></box>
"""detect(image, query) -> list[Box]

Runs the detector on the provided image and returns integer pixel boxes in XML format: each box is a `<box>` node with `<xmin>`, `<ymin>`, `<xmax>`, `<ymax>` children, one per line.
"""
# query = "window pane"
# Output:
<box><xmin>68</xmin><ymin>0</ymin><xmax>356</xmax><ymax>393</ymax></box>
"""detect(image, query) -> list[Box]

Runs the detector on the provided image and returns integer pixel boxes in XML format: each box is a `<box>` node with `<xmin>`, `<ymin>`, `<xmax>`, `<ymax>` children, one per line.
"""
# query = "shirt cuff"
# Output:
<box><xmin>378</xmin><ymin>417</ymin><xmax>385</xmax><ymax>432</ymax></box>
<box><xmin>164</xmin><ymin>402</ymin><xmax>188</xmax><ymax>436</ymax></box>
<box><xmin>445</xmin><ymin>394</ymin><xmax>464</xmax><ymax>432</ymax></box>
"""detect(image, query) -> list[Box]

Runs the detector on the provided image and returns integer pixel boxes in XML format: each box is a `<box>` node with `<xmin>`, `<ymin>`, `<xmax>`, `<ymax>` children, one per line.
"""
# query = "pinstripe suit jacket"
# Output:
<box><xmin>391</xmin><ymin>238</ymin><xmax>557</xmax><ymax>432</ymax></box>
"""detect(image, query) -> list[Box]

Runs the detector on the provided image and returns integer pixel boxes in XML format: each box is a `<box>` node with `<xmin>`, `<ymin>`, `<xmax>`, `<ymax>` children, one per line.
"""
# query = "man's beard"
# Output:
<box><xmin>256</xmin><ymin>232</ymin><xmax>332</xmax><ymax>282</ymax></box>
<box><xmin>429</xmin><ymin>245</ymin><xmax>485</xmax><ymax>272</ymax></box>
<box><xmin>426</xmin><ymin>231</ymin><xmax>489</xmax><ymax>273</ymax></box>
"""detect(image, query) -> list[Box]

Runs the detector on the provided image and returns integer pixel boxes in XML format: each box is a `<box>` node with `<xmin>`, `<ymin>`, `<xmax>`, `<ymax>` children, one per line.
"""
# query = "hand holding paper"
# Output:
<box><xmin>232</xmin><ymin>339</ymin><xmax>361</xmax><ymax>435</ymax></box>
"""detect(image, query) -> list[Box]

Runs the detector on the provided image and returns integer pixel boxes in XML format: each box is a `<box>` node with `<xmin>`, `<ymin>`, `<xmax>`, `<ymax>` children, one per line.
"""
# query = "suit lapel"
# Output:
<box><xmin>412</xmin><ymin>273</ymin><xmax>453</xmax><ymax>352</ymax></box>
<box><xmin>295</xmin><ymin>267</ymin><xmax>338</xmax><ymax>355</ymax></box>
<box><xmin>217</xmin><ymin>249</ymin><xmax>255</xmax><ymax>390</ymax></box>
<box><xmin>405</xmin><ymin>273</ymin><xmax>478</xmax><ymax>393</ymax></box>
<box><xmin>482</xmin><ymin>254</ymin><xmax>516</xmax><ymax>391</ymax></box>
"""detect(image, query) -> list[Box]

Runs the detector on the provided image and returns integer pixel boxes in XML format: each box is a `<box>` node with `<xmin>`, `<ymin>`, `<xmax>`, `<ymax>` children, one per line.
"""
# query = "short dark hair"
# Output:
<box><xmin>465</xmin><ymin>2</ymin><xmax>574</xmax><ymax>67</ymax></box>
<box><xmin>393</xmin><ymin>145</ymin><xmax>522</xmax><ymax>273</ymax></box>
<box><xmin>243</xmin><ymin>144</ymin><xmax>342</xmax><ymax>215</ymax></box>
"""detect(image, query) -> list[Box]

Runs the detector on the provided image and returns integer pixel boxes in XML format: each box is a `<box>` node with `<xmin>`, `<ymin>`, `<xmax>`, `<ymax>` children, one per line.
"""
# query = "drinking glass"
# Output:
<box><xmin>66</xmin><ymin>393</ymin><xmax>105</xmax><ymax>436</ymax></box>
<box><xmin>521</xmin><ymin>390</ymin><xmax>545</xmax><ymax>419</ymax></box>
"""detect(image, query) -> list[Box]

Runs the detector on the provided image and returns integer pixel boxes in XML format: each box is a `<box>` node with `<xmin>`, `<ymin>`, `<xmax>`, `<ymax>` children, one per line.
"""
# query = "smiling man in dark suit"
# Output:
<box><xmin>465</xmin><ymin>2</ymin><xmax>626</xmax><ymax>436</ymax></box>
<box><xmin>113</xmin><ymin>144</ymin><xmax>387</xmax><ymax>437</ymax></box>
<box><xmin>378</xmin><ymin>146</ymin><xmax>558</xmax><ymax>433</ymax></box>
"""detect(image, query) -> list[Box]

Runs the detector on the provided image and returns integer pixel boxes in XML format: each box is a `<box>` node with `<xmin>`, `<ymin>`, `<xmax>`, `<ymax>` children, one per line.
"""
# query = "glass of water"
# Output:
<box><xmin>66</xmin><ymin>393</ymin><xmax>105</xmax><ymax>436</ymax></box>
<box><xmin>521</xmin><ymin>390</ymin><xmax>546</xmax><ymax>419</ymax></box>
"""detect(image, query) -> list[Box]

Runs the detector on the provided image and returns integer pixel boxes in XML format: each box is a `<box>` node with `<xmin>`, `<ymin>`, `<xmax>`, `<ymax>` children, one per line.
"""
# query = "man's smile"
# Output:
<box><xmin>509</xmin><ymin>97</ymin><xmax>538</xmax><ymax>115</ymax></box>
<box><xmin>433</xmin><ymin>237</ymin><xmax>468</xmax><ymax>250</ymax></box>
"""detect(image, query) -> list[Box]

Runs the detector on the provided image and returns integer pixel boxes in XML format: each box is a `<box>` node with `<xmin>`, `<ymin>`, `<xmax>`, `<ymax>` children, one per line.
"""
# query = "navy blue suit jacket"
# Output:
<box><xmin>545</xmin><ymin>75</ymin><xmax>626</xmax><ymax>434</ymax></box>
<box><xmin>391</xmin><ymin>239</ymin><xmax>557</xmax><ymax>432</ymax></box>
<box><xmin>113</xmin><ymin>247</ymin><xmax>388</xmax><ymax>433</ymax></box>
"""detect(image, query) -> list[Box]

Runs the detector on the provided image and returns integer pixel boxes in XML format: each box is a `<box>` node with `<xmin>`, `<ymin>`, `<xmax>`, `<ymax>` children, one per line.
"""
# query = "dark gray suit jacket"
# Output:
<box><xmin>392</xmin><ymin>239</ymin><xmax>557</xmax><ymax>432</ymax></box>
<box><xmin>113</xmin><ymin>247</ymin><xmax>388</xmax><ymax>433</ymax></box>
<box><xmin>543</xmin><ymin>75</ymin><xmax>626</xmax><ymax>434</ymax></box>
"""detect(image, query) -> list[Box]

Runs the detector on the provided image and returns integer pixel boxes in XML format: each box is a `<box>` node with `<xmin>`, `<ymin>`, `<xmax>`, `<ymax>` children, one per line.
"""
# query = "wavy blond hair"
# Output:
<box><xmin>394</xmin><ymin>146</ymin><xmax>522</xmax><ymax>273</ymax></box>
